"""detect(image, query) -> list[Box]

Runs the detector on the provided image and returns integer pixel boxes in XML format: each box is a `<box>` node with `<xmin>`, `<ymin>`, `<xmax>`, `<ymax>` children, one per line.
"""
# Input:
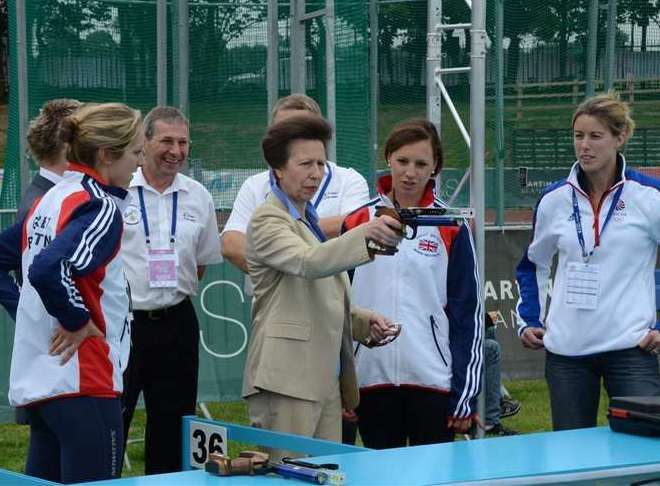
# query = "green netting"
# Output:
<box><xmin>374</xmin><ymin>0</ymin><xmax>660</xmax><ymax>221</ymax></box>
<box><xmin>0</xmin><ymin>1</ymin><xmax>372</xmax><ymax>416</ymax></box>
<box><xmin>3</xmin><ymin>0</ymin><xmax>660</xmax><ymax>217</ymax></box>
<box><xmin>484</xmin><ymin>0</ymin><xmax>660</xmax><ymax>220</ymax></box>
<box><xmin>1</xmin><ymin>0</ymin><xmax>371</xmax><ymax>210</ymax></box>
<box><xmin>2</xmin><ymin>0</ymin><xmax>660</xmax><ymax>421</ymax></box>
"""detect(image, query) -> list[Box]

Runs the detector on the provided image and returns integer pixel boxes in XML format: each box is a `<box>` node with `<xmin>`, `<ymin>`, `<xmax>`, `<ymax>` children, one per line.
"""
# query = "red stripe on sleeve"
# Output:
<box><xmin>342</xmin><ymin>206</ymin><xmax>371</xmax><ymax>233</ymax></box>
<box><xmin>438</xmin><ymin>225</ymin><xmax>460</xmax><ymax>255</ymax></box>
<box><xmin>56</xmin><ymin>191</ymin><xmax>91</xmax><ymax>234</ymax></box>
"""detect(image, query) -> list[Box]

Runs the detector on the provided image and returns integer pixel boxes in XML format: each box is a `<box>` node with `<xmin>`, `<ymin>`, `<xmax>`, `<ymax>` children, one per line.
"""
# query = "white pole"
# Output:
<box><xmin>427</xmin><ymin>0</ymin><xmax>442</xmax><ymax>133</ymax></box>
<box><xmin>267</xmin><ymin>0</ymin><xmax>279</xmax><ymax>117</ymax></box>
<box><xmin>157</xmin><ymin>0</ymin><xmax>167</xmax><ymax>106</ymax></box>
<box><xmin>177</xmin><ymin>0</ymin><xmax>189</xmax><ymax>116</ymax></box>
<box><xmin>470</xmin><ymin>0</ymin><xmax>487</xmax><ymax>437</ymax></box>
<box><xmin>17</xmin><ymin>0</ymin><xmax>29</xmax><ymax>195</ymax></box>
<box><xmin>290</xmin><ymin>0</ymin><xmax>306</xmax><ymax>93</ymax></box>
<box><xmin>325</xmin><ymin>0</ymin><xmax>336</xmax><ymax>162</ymax></box>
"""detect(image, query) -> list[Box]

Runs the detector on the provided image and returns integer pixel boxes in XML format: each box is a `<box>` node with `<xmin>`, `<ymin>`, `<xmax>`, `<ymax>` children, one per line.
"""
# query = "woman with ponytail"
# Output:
<box><xmin>0</xmin><ymin>102</ymin><xmax>143</xmax><ymax>483</ymax></box>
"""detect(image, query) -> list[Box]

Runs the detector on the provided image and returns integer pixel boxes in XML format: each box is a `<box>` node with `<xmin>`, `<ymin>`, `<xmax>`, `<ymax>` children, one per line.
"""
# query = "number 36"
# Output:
<box><xmin>192</xmin><ymin>429</ymin><xmax>225</xmax><ymax>464</ymax></box>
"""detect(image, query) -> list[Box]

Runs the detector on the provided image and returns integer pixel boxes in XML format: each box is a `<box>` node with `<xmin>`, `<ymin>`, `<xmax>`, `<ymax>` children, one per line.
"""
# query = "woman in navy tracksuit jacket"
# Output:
<box><xmin>516</xmin><ymin>93</ymin><xmax>660</xmax><ymax>431</ymax></box>
<box><xmin>0</xmin><ymin>103</ymin><xmax>143</xmax><ymax>483</ymax></box>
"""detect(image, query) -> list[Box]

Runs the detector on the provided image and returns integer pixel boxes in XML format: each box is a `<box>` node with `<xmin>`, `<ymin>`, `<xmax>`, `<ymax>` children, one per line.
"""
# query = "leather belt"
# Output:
<box><xmin>135</xmin><ymin>298</ymin><xmax>188</xmax><ymax>321</ymax></box>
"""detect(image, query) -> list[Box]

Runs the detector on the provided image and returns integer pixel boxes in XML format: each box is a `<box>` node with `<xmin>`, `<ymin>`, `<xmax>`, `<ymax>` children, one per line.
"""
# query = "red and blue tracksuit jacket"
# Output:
<box><xmin>0</xmin><ymin>164</ymin><xmax>131</xmax><ymax>407</ymax></box>
<box><xmin>342</xmin><ymin>175</ymin><xmax>483</xmax><ymax>419</ymax></box>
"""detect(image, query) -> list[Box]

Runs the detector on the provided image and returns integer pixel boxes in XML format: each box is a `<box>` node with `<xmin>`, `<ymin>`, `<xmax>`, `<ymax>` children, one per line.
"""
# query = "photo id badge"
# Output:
<box><xmin>148</xmin><ymin>248</ymin><xmax>178</xmax><ymax>288</ymax></box>
<box><xmin>564</xmin><ymin>262</ymin><xmax>600</xmax><ymax>310</ymax></box>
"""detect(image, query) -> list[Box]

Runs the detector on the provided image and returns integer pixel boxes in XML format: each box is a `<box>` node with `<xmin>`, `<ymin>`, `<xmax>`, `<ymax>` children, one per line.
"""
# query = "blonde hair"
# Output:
<box><xmin>572</xmin><ymin>92</ymin><xmax>635</xmax><ymax>144</ymax></box>
<box><xmin>27</xmin><ymin>99</ymin><xmax>81</xmax><ymax>166</ymax></box>
<box><xmin>271</xmin><ymin>94</ymin><xmax>321</xmax><ymax>120</ymax></box>
<box><xmin>60</xmin><ymin>103</ymin><xmax>142</xmax><ymax>168</ymax></box>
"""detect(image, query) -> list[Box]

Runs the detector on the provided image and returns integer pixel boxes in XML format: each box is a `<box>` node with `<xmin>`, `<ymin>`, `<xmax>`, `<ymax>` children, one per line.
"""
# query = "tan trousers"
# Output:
<box><xmin>247</xmin><ymin>380</ymin><xmax>341</xmax><ymax>461</ymax></box>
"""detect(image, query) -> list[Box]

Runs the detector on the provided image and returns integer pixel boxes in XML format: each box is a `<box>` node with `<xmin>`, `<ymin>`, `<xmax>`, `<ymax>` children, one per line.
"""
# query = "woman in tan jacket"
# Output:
<box><xmin>243</xmin><ymin>114</ymin><xmax>402</xmax><ymax>459</ymax></box>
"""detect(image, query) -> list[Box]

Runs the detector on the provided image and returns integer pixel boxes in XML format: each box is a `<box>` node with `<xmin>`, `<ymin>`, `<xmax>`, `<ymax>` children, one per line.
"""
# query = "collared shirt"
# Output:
<box><xmin>268</xmin><ymin>171</ymin><xmax>327</xmax><ymax>243</ymax></box>
<box><xmin>121</xmin><ymin>168</ymin><xmax>222</xmax><ymax>310</ymax></box>
<box><xmin>38</xmin><ymin>167</ymin><xmax>63</xmax><ymax>185</ymax></box>
<box><xmin>222</xmin><ymin>161</ymin><xmax>370</xmax><ymax>236</ymax></box>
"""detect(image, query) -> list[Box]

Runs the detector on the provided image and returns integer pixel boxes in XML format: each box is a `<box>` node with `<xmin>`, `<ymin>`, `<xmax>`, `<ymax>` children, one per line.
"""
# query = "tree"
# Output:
<box><xmin>486</xmin><ymin>0</ymin><xmax>542</xmax><ymax>83</ymax></box>
<box><xmin>532</xmin><ymin>0</ymin><xmax>587</xmax><ymax>80</ymax></box>
<box><xmin>619</xmin><ymin>0</ymin><xmax>660</xmax><ymax>51</ymax></box>
<box><xmin>31</xmin><ymin>1</ymin><xmax>113</xmax><ymax>58</ymax></box>
<box><xmin>188</xmin><ymin>0</ymin><xmax>266</xmax><ymax>98</ymax></box>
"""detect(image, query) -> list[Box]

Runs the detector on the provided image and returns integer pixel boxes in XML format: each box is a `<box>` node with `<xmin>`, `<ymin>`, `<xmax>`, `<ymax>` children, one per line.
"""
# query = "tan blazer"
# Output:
<box><xmin>243</xmin><ymin>194</ymin><xmax>373</xmax><ymax>410</ymax></box>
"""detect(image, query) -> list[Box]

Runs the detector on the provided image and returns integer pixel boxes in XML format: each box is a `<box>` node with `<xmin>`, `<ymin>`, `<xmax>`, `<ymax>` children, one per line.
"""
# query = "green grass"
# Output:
<box><xmin>0</xmin><ymin>379</ymin><xmax>611</xmax><ymax>477</ymax></box>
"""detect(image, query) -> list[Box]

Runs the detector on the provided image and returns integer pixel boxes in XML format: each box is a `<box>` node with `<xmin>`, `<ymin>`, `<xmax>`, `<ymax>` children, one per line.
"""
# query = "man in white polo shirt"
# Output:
<box><xmin>222</xmin><ymin>94</ymin><xmax>370</xmax><ymax>275</ymax></box>
<box><xmin>121</xmin><ymin>106</ymin><xmax>221</xmax><ymax>474</ymax></box>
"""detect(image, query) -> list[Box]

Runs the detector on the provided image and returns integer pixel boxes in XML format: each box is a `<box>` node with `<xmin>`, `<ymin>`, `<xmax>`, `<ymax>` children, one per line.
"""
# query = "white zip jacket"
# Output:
<box><xmin>516</xmin><ymin>156</ymin><xmax>660</xmax><ymax>356</ymax></box>
<box><xmin>0</xmin><ymin>165</ymin><xmax>131</xmax><ymax>406</ymax></box>
<box><xmin>342</xmin><ymin>176</ymin><xmax>483</xmax><ymax>418</ymax></box>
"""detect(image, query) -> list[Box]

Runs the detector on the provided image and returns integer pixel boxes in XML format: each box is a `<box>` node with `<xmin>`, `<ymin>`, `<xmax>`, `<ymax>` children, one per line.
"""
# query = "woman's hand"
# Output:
<box><xmin>448</xmin><ymin>414</ymin><xmax>482</xmax><ymax>433</ymax></box>
<box><xmin>342</xmin><ymin>408</ymin><xmax>358</xmax><ymax>423</ymax></box>
<box><xmin>364</xmin><ymin>312</ymin><xmax>401</xmax><ymax>347</ymax></box>
<box><xmin>364</xmin><ymin>215</ymin><xmax>404</xmax><ymax>253</ymax></box>
<box><xmin>638</xmin><ymin>330</ymin><xmax>660</xmax><ymax>355</ymax></box>
<box><xmin>49</xmin><ymin>320</ymin><xmax>103</xmax><ymax>365</ymax></box>
<box><xmin>521</xmin><ymin>327</ymin><xmax>545</xmax><ymax>350</ymax></box>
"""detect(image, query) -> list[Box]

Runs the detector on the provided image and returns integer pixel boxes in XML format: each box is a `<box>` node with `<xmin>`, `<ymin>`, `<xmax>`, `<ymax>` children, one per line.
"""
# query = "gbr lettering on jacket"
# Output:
<box><xmin>27</xmin><ymin>215</ymin><xmax>53</xmax><ymax>249</ymax></box>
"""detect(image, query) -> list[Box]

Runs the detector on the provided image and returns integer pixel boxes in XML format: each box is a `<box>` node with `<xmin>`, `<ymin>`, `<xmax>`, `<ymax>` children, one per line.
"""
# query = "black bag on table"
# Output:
<box><xmin>608</xmin><ymin>396</ymin><xmax>660</xmax><ymax>436</ymax></box>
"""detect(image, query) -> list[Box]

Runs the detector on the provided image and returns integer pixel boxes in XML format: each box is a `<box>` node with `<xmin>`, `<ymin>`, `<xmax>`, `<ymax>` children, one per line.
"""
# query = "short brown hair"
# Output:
<box><xmin>144</xmin><ymin>106</ymin><xmax>189</xmax><ymax>140</ymax></box>
<box><xmin>60</xmin><ymin>102</ymin><xmax>142</xmax><ymax>168</ymax></box>
<box><xmin>27</xmin><ymin>99</ymin><xmax>81</xmax><ymax>166</ymax></box>
<box><xmin>572</xmin><ymin>92</ymin><xmax>635</xmax><ymax>143</ymax></box>
<box><xmin>384</xmin><ymin>119</ymin><xmax>443</xmax><ymax>175</ymax></box>
<box><xmin>261</xmin><ymin>114</ymin><xmax>332</xmax><ymax>170</ymax></box>
<box><xmin>271</xmin><ymin>94</ymin><xmax>322</xmax><ymax>120</ymax></box>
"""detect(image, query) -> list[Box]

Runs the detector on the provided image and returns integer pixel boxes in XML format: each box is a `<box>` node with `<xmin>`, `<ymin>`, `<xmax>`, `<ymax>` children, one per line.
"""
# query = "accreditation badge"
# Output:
<box><xmin>564</xmin><ymin>261</ymin><xmax>600</xmax><ymax>310</ymax></box>
<box><xmin>147</xmin><ymin>248</ymin><xmax>178</xmax><ymax>288</ymax></box>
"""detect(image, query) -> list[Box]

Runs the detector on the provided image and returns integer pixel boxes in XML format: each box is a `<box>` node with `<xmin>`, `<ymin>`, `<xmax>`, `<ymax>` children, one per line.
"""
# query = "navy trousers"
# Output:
<box><xmin>25</xmin><ymin>396</ymin><xmax>123</xmax><ymax>484</ymax></box>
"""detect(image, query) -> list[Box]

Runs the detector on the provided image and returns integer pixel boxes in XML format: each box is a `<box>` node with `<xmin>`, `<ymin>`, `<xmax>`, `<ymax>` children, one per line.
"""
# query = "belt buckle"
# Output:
<box><xmin>147</xmin><ymin>309</ymin><xmax>164</xmax><ymax>320</ymax></box>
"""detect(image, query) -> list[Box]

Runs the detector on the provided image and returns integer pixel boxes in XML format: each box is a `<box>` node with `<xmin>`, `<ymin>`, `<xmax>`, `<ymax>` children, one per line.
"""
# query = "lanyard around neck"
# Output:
<box><xmin>311</xmin><ymin>162</ymin><xmax>333</xmax><ymax>209</ymax></box>
<box><xmin>571</xmin><ymin>184</ymin><xmax>622</xmax><ymax>262</ymax></box>
<box><xmin>137</xmin><ymin>186</ymin><xmax>178</xmax><ymax>245</ymax></box>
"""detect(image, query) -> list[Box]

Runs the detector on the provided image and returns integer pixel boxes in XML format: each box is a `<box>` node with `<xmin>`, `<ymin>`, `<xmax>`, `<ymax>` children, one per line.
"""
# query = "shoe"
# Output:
<box><xmin>500</xmin><ymin>398</ymin><xmax>521</xmax><ymax>418</ymax></box>
<box><xmin>485</xmin><ymin>424</ymin><xmax>519</xmax><ymax>436</ymax></box>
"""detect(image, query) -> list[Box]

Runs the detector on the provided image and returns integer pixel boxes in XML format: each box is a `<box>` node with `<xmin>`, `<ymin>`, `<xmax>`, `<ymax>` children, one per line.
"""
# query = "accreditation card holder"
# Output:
<box><xmin>564</xmin><ymin>261</ymin><xmax>600</xmax><ymax>310</ymax></box>
<box><xmin>147</xmin><ymin>248</ymin><xmax>178</xmax><ymax>288</ymax></box>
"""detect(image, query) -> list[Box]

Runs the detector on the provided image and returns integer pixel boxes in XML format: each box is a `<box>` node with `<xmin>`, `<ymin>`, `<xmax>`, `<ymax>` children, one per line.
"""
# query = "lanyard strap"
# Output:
<box><xmin>301</xmin><ymin>219</ymin><xmax>327</xmax><ymax>243</ymax></box>
<box><xmin>312</xmin><ymin>162</ymin><xmax>333</xmax><ymax>209</ymax></box>
<box><xmin>571</xmin><ymin>184</ymin><xmax>623</xmax><ymax>261</ymax></box>
<box><xmin>137</xmin><ymin>186</ymin><xmax>178</xmax><ymax>244</ymax></box>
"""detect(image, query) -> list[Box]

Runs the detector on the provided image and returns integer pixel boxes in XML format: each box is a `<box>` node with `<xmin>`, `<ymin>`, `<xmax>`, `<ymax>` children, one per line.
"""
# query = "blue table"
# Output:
<box><xmin>6</xmin><ymin>427</ymin><xmax>660</xmax><ymax>485</ymax></box>
<box><xmin>81</xmin><ymin>427</ymin><xmax>660</xmax><ymax>485</ymax></box>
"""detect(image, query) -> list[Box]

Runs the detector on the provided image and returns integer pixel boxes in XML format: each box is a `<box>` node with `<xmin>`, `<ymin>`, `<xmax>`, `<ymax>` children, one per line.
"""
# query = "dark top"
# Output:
<box><xmin>16</xmin><ymin>173</ymin><xmax>55</xmax><ymax>223</ymax></box>
<box><xmin>13</xmin><ymin>173</ymin><xmax>56</xmax><ymax>287</ymax></box>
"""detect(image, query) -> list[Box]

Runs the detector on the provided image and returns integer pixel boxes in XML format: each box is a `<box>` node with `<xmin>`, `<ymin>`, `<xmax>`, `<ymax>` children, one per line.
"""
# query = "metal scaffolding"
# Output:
<box><xmin>427</xmin><ymin>0</ymin><xmax>486</xmax><ymax>434</ymax></box>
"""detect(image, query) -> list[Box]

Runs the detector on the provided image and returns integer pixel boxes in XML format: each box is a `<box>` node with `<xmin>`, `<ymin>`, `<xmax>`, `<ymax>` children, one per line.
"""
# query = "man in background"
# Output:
<box><xmin>121</xmin><ymin>106</ymin><xmax>222</xmax><ymax>474</ymax></box>
<box><xmin>221</xmin><ymin>94</ymin><xmax>370</xmax><ymax>278</ymax></box>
